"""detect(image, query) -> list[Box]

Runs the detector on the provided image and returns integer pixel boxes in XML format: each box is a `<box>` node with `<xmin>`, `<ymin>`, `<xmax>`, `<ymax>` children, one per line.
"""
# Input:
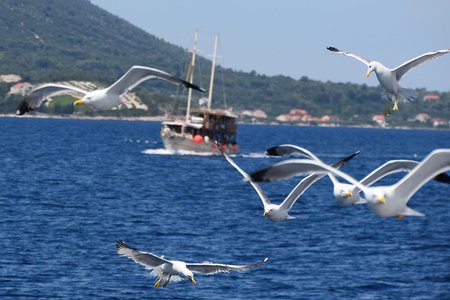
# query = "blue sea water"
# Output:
<box><xmin>1</xmin><ymin>117</ymin><xmax>449</xmax><ymax>299</ymax></box>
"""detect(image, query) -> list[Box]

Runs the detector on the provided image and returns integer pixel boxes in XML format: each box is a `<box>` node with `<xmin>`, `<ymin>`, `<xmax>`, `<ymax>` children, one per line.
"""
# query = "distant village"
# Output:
<box><xmin>237</xmin><ymin>95</ymin><xmax>449</xmax><ymax>129</ymax></box>
<box><xmin>1</xmin><ymin>73</ymin><xmax>448</xmax><ymax>128</ymax></box>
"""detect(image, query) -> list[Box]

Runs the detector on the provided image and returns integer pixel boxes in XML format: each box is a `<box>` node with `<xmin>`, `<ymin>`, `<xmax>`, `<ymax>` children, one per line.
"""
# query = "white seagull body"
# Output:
<box><xmin>16</xmin><ymin>65</ymin><xmax>205</xmax><ymax>115</ymax></box>
<box><xmin>363</xmin><ymin>149</ymin><xmax>450</xmax><ymax>218</ymax></box>
<box><xmin>116</xmin><ymin>240</ymin><xmax>268</xmax><ymax>288</ymax></box>
<box><xmin>219</xmin><ymin>143</ymin><xmax>359</xmax><ymax>222</ymax></box>
<box><xmin>330</xmin><ymin>159</ymin><xmax>450</xmax><ymax>206</ymax></box>
<box><xmin>327</xmin><ymin>46</ymin><xmax>450</xmax><ymax>113</ymax></box>
<box><xmin>250</xmin><ymin>149</ymin><xmax>450</xmax><ymax>218</ymax></box>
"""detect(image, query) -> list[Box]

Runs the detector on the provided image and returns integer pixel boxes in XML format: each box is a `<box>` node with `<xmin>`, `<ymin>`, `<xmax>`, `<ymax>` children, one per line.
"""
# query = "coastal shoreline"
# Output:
<box><xmin>1</xmin><ymin>113</ymin><xmax>448</xmax><ymax>131</ymax></box>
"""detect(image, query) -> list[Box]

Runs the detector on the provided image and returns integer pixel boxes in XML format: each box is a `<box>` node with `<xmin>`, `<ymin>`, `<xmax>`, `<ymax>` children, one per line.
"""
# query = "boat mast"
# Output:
<box><xmin>184</xmin><ymin>30</ymin><xmax>198</xmax><ymax>132</ymax></box>
<box><xmin>207</xmin><ymin>34</ymin><xmax>219</xmax><ymax>110</ymax></box>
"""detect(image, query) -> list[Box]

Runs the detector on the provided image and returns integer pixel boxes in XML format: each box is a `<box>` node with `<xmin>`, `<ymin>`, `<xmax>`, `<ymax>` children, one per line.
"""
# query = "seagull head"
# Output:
<box><xmin>335</xmin><ymin>188</ymin><xmax>352</xmax><ymax>200</ymax></box>
<box><xmin>333</xmin><ymin>183</ymin><xmax>358</xmax><ymax>205</ymax></box>
<box><xmin>74</xmin><ymin>95</ymin><xmax>92</xmax><ymax>106</ymax></box>
<box><xmin>365</xmin><ymin>62</ymin><xmax>375</xmax><ymax>78</ymax></box>
<box><xmin>74</xmin><ymin>89</ymin><xmax>104</xmax><ymax>107</ymax></box>
<box><xmin>263</xmin><ymin>204</ymin><xmax>278</xmax><ymax>218</ymax></box>
<box><xmin>73</xmin><ymin>98</ymin><xmax>86</xmax><ymax>106</ymax></box>
<box><xmin>263</xmin><ymin>205</ymin><xmax>289</xmax><ymax>221</ymax></box>
<box><xmin>183</xmin><ymin>270</ymin><xmax>196</xmax><ymax>285</ymax></box>
<box><xmin>377</xmin><ymin>196</ymin><xmax>386</xmax><ymax>204</ymax></box>
<box><xmin>365</xmin><ymin>190</ymin><xmax>386</xmax><ymax>205</ymax></box>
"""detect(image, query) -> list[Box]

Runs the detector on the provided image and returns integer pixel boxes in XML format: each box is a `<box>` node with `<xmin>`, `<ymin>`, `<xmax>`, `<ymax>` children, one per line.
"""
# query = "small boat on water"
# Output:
<box><xmin>160</xmin><ymin>32</ymin><xmax>239</xmax><ymax>154</ymax></box>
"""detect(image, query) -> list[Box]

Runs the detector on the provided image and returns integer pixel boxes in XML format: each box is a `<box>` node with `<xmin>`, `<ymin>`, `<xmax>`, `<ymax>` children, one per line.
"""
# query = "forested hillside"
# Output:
<box><xmin>0</xmin><ymin>0</ymin><xmax>448</xmax><ymax>126</ymax></box>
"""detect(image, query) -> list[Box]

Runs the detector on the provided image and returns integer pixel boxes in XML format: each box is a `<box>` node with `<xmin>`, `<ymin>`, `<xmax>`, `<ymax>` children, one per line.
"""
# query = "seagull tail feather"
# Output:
<box><xmin>398</xmin><ymin>88</ymin><xmax>418</xmax><ymax>103</ymax></box>
<box><xmin>403</xmin><ymin>206</ymin><xmax>425</xmax><ymax>217</ymax></box>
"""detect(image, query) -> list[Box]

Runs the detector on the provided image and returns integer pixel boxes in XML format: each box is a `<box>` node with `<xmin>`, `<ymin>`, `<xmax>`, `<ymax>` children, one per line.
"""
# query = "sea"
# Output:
<box><xmin>1</xmin><ymin>117</ymin><xmax>449</xmax><ymax>299</ymax></box>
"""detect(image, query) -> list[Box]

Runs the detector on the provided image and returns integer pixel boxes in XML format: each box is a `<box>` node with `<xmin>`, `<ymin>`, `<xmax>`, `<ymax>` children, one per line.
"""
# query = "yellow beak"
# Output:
<box><xmin>263</xmin><ymin>211</ymin><xmax>268</xmax><ymax>216</ymax></box>
<box><xmin>365</xmin><ymin>71</ymin><xmax>371</xmax><ymax>78</ymax></box>
<box><xmin>189</xmin><ymin>277</ymin><xmax>197</xmax><ymax>286</ymax></box>
<box><xmin>73</xmin><ymin>99</ymin><xmax>85</xmax><ymax>106</ymax></box>
<box><xmin>377</xmin><ymin>196</ymin><xmax>386</xmax><ymax>204</ymax></box>
<box><xmin>345</xmin><ymin>191</ymin><xmax>353</xmax><ymax>197</ymax></box>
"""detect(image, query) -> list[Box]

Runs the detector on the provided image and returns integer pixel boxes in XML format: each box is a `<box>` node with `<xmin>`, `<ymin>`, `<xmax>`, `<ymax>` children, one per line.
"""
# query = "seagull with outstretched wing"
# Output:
<box><xmin>117</xmin><ymin>240</ymin><xmax>268</xmax><ymax>288</ymax></box>
<box><xmin>16</xmin><ymin>66</ymin><xmax>205</xmax><ymax>115</ymax></box>
<box><xmin>250</xmin><ymin>149</ymin><xmax>450</xmax><ymax>218</ymax></box>
<box><xmin>218</xmin><ymin>143</ymin><xmax>359</xmax><ymax>221</ymax></box>
<box><xmin>327</xmin><ymin>46</ymin><xmax>450</xmax><ymax>115</ymax></box>
<box><xmin>329</xmin><ymin>159</ymin><xmax>450</xmax><ymax>206</ymax></box>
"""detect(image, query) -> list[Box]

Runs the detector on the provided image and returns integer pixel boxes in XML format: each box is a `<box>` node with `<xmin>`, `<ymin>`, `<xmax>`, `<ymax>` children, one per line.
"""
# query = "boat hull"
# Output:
<box><xmin>161</xmin><ymin>133</ymin><xmax>235</xmax><ymax>154</ymax></box>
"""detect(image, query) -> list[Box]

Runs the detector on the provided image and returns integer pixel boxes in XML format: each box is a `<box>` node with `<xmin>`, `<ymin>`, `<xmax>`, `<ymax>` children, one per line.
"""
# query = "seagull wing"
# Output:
<box><xmin>359</xmin><ymin>159</ymin><xmax>450</xmax><ymax>190</ymax></box>
<box><xmin>106</xmin><ymin>65</ymin><xmax>205</xmax><ymax>95</ymax></box>
<box><xmin>186</xmin><ymin>257</ymin><xmax>268</xmax><ymax>275</ymax></box>
<box><xmin>280</xmin><ymin>151</ymin><xmax>360</xmax><ymax>210</ymax></box>
<box><xmin>359</xmin><ymin>160</ymin><xmax>421</xmax><ymax>187</ymax></box>
<box><xmin>265</xmin><ymin>144</ymin><xmax>321</xmax><ymax>160</ymax></box>
<box><xmin>393</xmin><ymin>49</ymin><xmax>450</xmax><ymax>81</ymax></box>
<box><xmin>250</xmin><ymin>158</ymin><xmax>365</xmax><ymax>192</ymax></box>
<box><xmin>327</xmin><ymin>46</ymin><xmax>371</xmax><ymax>66</ymax></box>
<box><xmin>279</xmin><ymin>173</ymin><xmax>326</xmax><ymax>211</ymax></box>
<box><xmin>218</xmin><ymin>144</ymin><xmax>271</xmax><ymax>206</ymax></box>
<box><xmin>391</xmin><ymin>149</ymin><xmax>450</xmax><ymax>204</ymax></box>
<box><xmin>116</xmin><ymin>240</ymin><xmax>169</xmax><ymax>270</ymax></box>
<box><xmin>16</xmin><ymin>83</ymin><xmax>88</xmax><ymax>115</ymax></box>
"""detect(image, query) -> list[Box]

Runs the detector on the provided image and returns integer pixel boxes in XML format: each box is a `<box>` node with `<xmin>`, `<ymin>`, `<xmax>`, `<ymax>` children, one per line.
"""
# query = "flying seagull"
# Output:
<box><xmin>116</xmin><ymin>240</ymin><xmax>268</xmax><ymax>288</ymax></box>
<box><xmin>250</xmin><ymin>149</ymin><xmax>450</xmax><ymax>218</ymax></box>
<box><xmin>266</xmin><ymin>145</ymin><xmax>450</xmax><ymax>206</ymax></box>
<box><xmin>16</xmin><ymin>65</ymin><xmax>205</xmax><ymax>115</ymax></box>
<box><xmin>218</xmin><ymin>143</ymin><xmax>359</xmax><ymax>221</ymax></box>
<box><xmin>329</xmin><ymin>159</ymin><xmax>450</xmax><ymax>206</ymax></box>
<box><xmin>327</xmin><ymin>46</ymin><xmax>450</xmax><ymax>115</ymax></box>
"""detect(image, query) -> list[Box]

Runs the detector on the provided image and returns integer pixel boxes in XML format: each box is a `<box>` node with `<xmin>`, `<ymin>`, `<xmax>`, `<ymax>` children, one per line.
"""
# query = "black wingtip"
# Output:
<box><xmin>329</xmin><ymin>150</ymin><xmax>360</xmax><ymax>169</ymax></box>
<box><xmin>265</xmin><ymin>145</ymin><xmax>297</xmax><ymax>157</ymax></box>
<box><xmin>327</xmin><ymin>46</ymin><xmax>340</xmax><ymax>52</ymax></box>
<box><xmin>16</xmin><ymin>100</ymin><xmax>31</xmax><ymax>115</ymax></box>
<box><xmin>265</xmin><ymin>146</ymin><xmax>280</xmax><ymax>156</ymax></box>
<box><xmin>433</xmin><ymin>172</ymin><xmax>450</xmax><ymax>184</ymax></box>
<box><xmin>184</xmin><ymin>81</ymin><xmax>206</xmax><ymax>93</ymax></box>
<box><xmin>249</xmin><ymin>168</ymin><xmax>271</xmax><ymax>182</ymax></box>
<box><xmin>341</xmin><ymin>150</ymin><xmax>360</xmax><ymax>163</ymax></box>
<box><xmin>116</xmin><ymin>240</ymin><xmax>128</xmax><ymax>251</ymax></box>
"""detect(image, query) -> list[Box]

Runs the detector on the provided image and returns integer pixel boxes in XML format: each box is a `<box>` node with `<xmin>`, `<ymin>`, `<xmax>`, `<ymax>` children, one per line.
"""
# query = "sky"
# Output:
<box><xmin>90</xmin><ymin>0</ymin><xmax>450</xmax><ymax>92</ymax></box>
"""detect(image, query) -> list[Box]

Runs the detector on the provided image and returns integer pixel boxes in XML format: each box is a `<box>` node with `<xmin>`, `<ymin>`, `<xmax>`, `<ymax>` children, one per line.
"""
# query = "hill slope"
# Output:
<box><xmin>0</xmin><ymin>0</ymin><xmax>449</xmax><ymax>125</ymax></box>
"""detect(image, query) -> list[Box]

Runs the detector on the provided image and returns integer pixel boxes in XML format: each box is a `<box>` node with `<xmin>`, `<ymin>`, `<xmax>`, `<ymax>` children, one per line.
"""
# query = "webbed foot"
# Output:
<box><xmin>154</xmin><ymin>280</ymin><xmax>162</xmax><ymax>288</ymax></box>
<box><xmin>154</xmin><ymin>273</ymin><xmax>164</xmax><ymax>288</ymax></box>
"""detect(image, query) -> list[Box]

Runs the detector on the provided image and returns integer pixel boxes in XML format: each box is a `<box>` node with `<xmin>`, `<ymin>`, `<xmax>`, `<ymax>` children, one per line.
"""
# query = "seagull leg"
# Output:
<box><xmin>383</xmin><ymin>94</ymin><xmax>391</xmax><ymax>117</ymax></box>
<box><xmin>384</xmin><ymin>104</ymin><xmax>391</xmax><ymax>117</ymax></box>
<box><xmin>163</xmin><ymin>275</ymin><xmax>172</xmax><ymax>288</ymax></box>
<box><xmin>393</xmin><ymin>101</ymin><xmax>399</xmax><ymax>111</ymax></box>
<box><xmin>392</xmin><ymin>95</ymin><xmax>399</xmax><ymax>111</ymax></box>
<box><xmin>154</xmin><ymin>273</ymin><xmax>164</xmax><ymax>288</ymax></box>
